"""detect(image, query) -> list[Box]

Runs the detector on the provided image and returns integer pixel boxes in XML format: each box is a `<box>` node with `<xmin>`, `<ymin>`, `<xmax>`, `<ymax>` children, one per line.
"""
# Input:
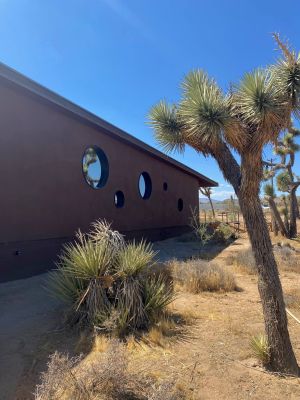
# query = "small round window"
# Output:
<box><xmin>139</xmin><ymin>172</ymin><xmax>152</xmax><ymax>199</ymax></box>
<box><xmin>163</xmin><ymin>182</ymin><xmax>168</xmax><ymax>191</ymax></box>
<box><xmin>114</xmin><ymin>191</ymin><xmax>125</xmax><ymax>208</ymax></box>
<box><xmin>178</xmin><ymin>198</ymin><xmax>183</xmax><ymax>212</ymax></box>
<box><xmin>82</xmin><ymin>146</ymin><xmax>109</xmax><ymax>189</ymax></box>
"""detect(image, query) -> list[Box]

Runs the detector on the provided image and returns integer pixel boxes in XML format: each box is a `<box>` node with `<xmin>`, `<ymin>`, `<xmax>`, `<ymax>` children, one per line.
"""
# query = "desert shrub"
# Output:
<box><xmin>35</xmin><ymin>340</ymin><xmax>186</xmax><ymax>400</ymax></box>
<box><xmin>250</xmin><ymin>334</ymin><xmax>270</xmax><ymax>366</ymax></box>
<box><xmin>229</xmin><ymin>247</ymin><xmax>257</xmax><ymax>275</ymax></box>
<box><xmin>284</xmin><ymin>288</ymin><xmax>300</xmax><ymax>309</ymax></box>
<box><xmin>212</xmin><ymin>223</ymin><xmax>236</xmax><ymax>243</ymax></box>
<box><xmin>273</xmin><ymin>244</ymin><xmax>300</xmax><ymax>273</ymax></box>
<box><xmin>171</xmin><ymin>259</ymin><xmax>237</xmax><ymax>293</ymax></box>
<box><xmin>189</xmin><ymin>207</ymin><xmax>213</xmax><ymax>245</ymax></box>
<box><xmin>229</xmin><ymin>244</ymin><xmax>300</xmax><ymax>275</ymax></box>
<box><xmin>48</xmin><ymin>220</ymin><xmax>175</xmax><ymax>335</ymax></box>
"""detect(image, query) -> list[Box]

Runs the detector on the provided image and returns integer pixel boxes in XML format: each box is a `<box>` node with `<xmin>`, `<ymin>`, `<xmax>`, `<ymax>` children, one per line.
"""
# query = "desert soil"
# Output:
<box><xmin>1</xmin><ymin>233</ymin><xmax>300</xmax><ymax>399</ymax></box>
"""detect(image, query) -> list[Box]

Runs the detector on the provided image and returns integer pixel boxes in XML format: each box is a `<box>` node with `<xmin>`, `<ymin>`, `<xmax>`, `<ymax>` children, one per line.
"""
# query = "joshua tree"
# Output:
<box><xmin>200</xmin><ymin>187</ymin><xmax>215</xmax><ymax>219</ymax></box>
<box><xmin>264</xmin><ymin>125</ymin><xmax>300</xmax><ymax>237</ymax></box>
<box><xmin>263</xmin><ymin>183</ymin><xmax>286</xmax><ymax>237</ymax></box>
<box><xmin>149</xmin><ymin>35</ymin><xmax>300</xmax><ymax>374</ymax></box>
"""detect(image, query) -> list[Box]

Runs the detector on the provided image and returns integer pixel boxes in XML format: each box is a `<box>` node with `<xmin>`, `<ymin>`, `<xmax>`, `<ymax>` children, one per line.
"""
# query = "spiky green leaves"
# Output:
<box><xmin>148</xmin><ymin>101</ymin><xmax>185</xmax><ymax>153</ymax></box>
<box><xmin>117</xmin><ymin>240</ymin><xmax>156</xmax><ymax>277</ymax></box>
<box><xmin>232</xmin><ymin>70</ymin><xmax>286</xmax><ymax>144</ymax></box>
<box><xmin>149</xmin><ymin>70</ymin><xmax>245</xmax><ymax>154</ymax></box>
<box><xmin>47</xmin><ymin>220</ymin><xmax>173</xmax><ymax>334</ymax></box>
<box><xmin>149</xmin><ymin>36</ymin><xmax>300</xmax><ymax>158</ymax></box>
<box><xmin>277</xmin><ymin>171</ymin><xmax>292</xmax><ymax>192</ymax></box>
<box><xmin>180</xmin><ymin>70</ymin><xmax>241</xmax><ymax>149</ymax></box>
<box><xmin>263</xmin><ymin>183</ymin><xmax>275</xmax><ymax>198</ymax></box>
<box><xmin>271</xmin><ymin>35</ymin><xmax>300</xmax><ymax>115</ymax></box>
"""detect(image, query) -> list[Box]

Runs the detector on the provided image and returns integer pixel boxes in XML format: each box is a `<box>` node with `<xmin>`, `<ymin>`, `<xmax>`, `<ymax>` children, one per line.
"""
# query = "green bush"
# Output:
<box><xmin>213</xmin><ymin>223</ymin><xmax>236</xmax><ymax>243</ymax></box>
<box><xmin>48</xmin><ymin>220</ymin><xmax>175</xmax><ymax>335</ymax></box>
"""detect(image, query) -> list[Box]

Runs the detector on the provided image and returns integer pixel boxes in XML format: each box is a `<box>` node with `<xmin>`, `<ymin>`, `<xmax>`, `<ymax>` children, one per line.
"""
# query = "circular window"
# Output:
<box><xmin>114</xmin><ymin>191</ymin><xmax>125</xmax><ymax>208</ymax></box>
<box><xmin>82</xmin><ymin>146</ymin><xmax>109</xmax><ymax>189</ymax></box>
<box><xmin>163</xmin><ymin>182</ymin><xmax>168</xmax><ymax>191</ymax></box>
<box><xmin>178</xmin><ymin>198</ymin><xmax>183</xmax><ymax>212</ymax></box>
<box><xmin>139</xmin><ymin>172</ymin><xmax>152</xmax><ymax>199</ymax></box>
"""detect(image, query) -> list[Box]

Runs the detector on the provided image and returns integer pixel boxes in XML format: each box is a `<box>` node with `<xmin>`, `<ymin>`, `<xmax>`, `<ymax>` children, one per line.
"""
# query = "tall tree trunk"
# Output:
<box><xmin>239</xmin><ymin>153</ymin><xmax>298</xmax><ymax>374</ymax></box>
<box><xmin>271</xmin><ymin>210</ymin><xmax>279</xmax><ymax>236</ymax></box>
<box><xmin>208</xmin><ymin>195</ymin><xmax>216</xmax><ymax>220</ymax></box>
<box><xmin>282</xmin><ymin>196</ymin><xmax>290</xmax><ymax>233</ymax></box>
<box><xmin>195</xmin><ymin>139</ymin><xmax>298</xmax><ymax>374</ymax></box>
<box><xmin>267</xmin><ymin>196</ymin><xmax>289</xmax><ymax>237</ymax></box>
<box><xmin>289</xmin><ymin>187</ymin><xmax>298</xmax><ymax>237</ymax></box>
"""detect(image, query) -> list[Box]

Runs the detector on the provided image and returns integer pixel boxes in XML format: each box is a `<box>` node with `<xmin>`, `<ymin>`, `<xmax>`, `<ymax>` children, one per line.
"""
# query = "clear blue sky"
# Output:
<box><xmin>0</xmin><ymin>0</ymin><xmax>299</xmax><ymax>199</ymax></box>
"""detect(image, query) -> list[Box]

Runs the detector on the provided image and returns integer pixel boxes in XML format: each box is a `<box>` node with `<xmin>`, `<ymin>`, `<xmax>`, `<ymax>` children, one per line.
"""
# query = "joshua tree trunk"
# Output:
<box><xmin>271</xmin><ymin>211</ymin><xmax>279</xmax><ymax>236</ymax></box>
<box><xmin>267</xmin><ymin>196</ymin><xmax>289</xmax><ymax>237</ymax></box>
<box><xmin>289</xmin><ymin>187</ymin><xmax>298</xmax><ymax>238</ymax></box>
<box><xmin>201</xmin><ymin>142</ymin><xmax>298</xmax><ymax>374</ymax></box>
<box><xmin>239</xmin><ymin>153</ymin><xmax>299</xmax><ymax>374</ymax></box>
<box><xmin>208</xmin><ymin>195</ymin><xmax>216</xmax><ymax>220</ymax></box>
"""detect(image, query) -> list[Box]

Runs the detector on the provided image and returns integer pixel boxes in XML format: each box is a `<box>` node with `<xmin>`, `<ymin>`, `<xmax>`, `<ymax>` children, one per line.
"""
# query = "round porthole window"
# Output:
<box><xmin>82</xmin><ymin>146</ymin><xmax>109</xmax><ymax>189</ymax></box>
<box><xmin>139</xmin><ymin>172</ymin><xmax>152</xmax><ymax>199</ymax></box>
<box><xmin>163</xmin><ymin>182</ymin><xmax>168</xmax><ymax>191</ymax></box>
<box><xmin>114</xmin><ymin>191</ymin><xmax>125</xmax><ymax>208</ymax></box>
<box><xmin>178</xmin><ymin>198</ymin><xmax>183</xmax><ymax>212</ymax></box>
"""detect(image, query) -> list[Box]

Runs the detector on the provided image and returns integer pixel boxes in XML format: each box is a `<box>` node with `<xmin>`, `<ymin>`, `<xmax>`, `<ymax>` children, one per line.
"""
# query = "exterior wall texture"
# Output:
<box><xmin>0</xmin><ymin>77</ymin><xmax>210</xmax><ymax>281</ymax></box>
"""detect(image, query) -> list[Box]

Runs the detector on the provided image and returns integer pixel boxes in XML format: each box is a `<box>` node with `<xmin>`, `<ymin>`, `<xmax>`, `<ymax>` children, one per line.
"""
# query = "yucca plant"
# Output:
<box><xmin>47</xmin><ymin>220</ymin><xmax>174</xmax><ymax>335</ymax></box>
<box><xmin>143</xmin><ymin>275</ymin><xmax>175</xmax><ymax>321</ymax></box>
<box><xmin>149</xmin><ymin>34</ymin><xmax>300</xmax><ymax>374</ymax></box>
<box><xmin>250</xmin><ymin>334</ymin><xmax>270</xmax><ymax>367</ymax></box>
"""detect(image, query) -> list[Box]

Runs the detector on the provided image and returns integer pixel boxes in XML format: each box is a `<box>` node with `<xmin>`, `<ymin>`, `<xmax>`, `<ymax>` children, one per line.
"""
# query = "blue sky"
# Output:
<box><xmin>0</xmin><ymin>0</ymin><xmax>299</xmax><ymax>199</ymax></box>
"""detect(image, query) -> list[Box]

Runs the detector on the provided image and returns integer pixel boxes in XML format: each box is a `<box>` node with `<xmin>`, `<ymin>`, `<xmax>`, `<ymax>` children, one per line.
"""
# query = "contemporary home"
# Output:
<box><xmin>0</xmin><ymin>63</ymin><xmax>217</xmax><ymax>281</ymax></box>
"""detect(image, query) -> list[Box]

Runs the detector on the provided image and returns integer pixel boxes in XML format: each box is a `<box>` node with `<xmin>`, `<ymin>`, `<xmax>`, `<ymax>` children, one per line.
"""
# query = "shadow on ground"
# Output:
<box><xmin>0</xmin><ymin>232</ymin><xmax>235</xmax><ymax>399</ymax></box>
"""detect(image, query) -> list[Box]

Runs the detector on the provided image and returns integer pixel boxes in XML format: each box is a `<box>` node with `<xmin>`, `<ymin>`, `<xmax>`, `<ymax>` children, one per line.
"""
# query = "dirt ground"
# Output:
<box><xmin>1</xmin><ymin>233</ymin><xmax>300</xmax><ymax>400</ymax></box>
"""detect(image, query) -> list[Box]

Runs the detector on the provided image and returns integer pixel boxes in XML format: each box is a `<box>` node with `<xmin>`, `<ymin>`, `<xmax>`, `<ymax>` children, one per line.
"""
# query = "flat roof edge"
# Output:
<box><xmin>0</xmin><ymin>61</ymin><xmax>218</xmax><ymax>187</ymax></box>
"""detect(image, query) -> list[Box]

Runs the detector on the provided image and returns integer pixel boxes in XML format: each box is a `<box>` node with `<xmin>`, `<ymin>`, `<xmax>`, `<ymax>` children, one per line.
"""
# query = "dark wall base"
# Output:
<box><xmin>0</xmin><ymin>226</ymin><xmax>191</xmax><ymax>282</ymax></box>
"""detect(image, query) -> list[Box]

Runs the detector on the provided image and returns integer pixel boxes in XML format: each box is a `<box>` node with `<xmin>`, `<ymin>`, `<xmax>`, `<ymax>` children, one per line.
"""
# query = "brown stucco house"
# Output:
<box><xmin>0</xmin><ymin>63</ymin><xmax>217</xmax><ymax>281</ymax></box>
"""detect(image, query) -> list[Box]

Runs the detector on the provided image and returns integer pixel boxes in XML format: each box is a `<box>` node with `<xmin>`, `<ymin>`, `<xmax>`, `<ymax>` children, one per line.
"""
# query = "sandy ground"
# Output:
<box><xmin>1</xmin><ymin>234</ymin><xmax>300</xmax><ymax>399</ymax></box>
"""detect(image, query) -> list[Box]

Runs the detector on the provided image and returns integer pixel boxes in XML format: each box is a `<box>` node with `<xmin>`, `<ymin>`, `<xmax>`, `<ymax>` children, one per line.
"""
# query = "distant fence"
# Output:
<box><xmin>199</xmin><ymin>210</ymin><xmax>273</xmax><ymax>233</ymax></box>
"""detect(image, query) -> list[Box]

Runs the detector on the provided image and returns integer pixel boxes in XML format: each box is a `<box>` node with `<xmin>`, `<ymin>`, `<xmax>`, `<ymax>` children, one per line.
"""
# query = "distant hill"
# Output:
<box><xmin>199</xmin><ymin>197</ymin><xmax>222</xmax><ymax>204</ymax></box>
<box><xmin>199</xmin><ymin>197</ymin><xmax>239</xmax><ymax>211</ymax></box>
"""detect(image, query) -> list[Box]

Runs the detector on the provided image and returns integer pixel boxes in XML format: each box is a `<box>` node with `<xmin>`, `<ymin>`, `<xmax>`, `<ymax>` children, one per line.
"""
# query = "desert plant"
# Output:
<box><xmin>189</xmin><ymin>207</ymin><xmax>213</xmax><ymax>245</ymax></box>
<box><xmin>34</xmin><ymin>340</ymin><xmax>186</xmax><ymax>400</ymax></box>
<box><xmin>229</xmin><ymin>248</ymin><xmax>257</xmax><ymax>275</ymax></box>
<box><xmin>264</xmin><ymin>124</ymin><xmax>300</xmax><ymax>237</ymax></box>
<box><xmin>149</xmin><ymin>34</ymin><xmax>300</xmax><ymax>373</ymax></box>
<box><xmin>200</xmin><ymin>187</ymin><xmax>215</xmax><ymax>219</ymax></box>
<box><xmin>250</xmin><ymin>334</ymin><xmax>270</xmax><ymax>367</ymax></box>
<box><xmin>273</xmin><ymin>244</ymin><xmax>300</xmax><ymax>273</ymax></box>
<box><xmin>171</xmin><ymin>259</ymin><xmax>237</xmax><ymax>293</ymax></box>
<box><xmin>48</xmin><ymin>220</ymin><xmax>175</xmax><ymax>335</ymax></box>
<box><xmin>213</xmin><ymin>222</ymin><xmax>236</xmax><ymax>243</ymax></box>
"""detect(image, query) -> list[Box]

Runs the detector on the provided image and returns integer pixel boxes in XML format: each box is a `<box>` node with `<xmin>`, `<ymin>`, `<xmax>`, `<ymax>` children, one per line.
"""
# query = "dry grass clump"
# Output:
<box><xmin>284</xmin><ymin>288</ymin><xmax>300</xmax><ymax>309</ymax></box>
<box><xmin>170</xmin><ymin>259</ymin><xmax>237</xmax><ymax>293</ymax></box>
<box><xmin>228</xmin><ymin>247</ymin><xmax>257</xmax><ymax>275</ymax></box>
<box><xmin>273</xmin><ymin>243</ymin><xmax>300</xmax><ymax>273</ymax></box>
<box><xmin>34</xmin><ymin>340</ymin><xmax>186</xmax><ymax>400</ymax></box>
<box><xmin>145</xmin><ymin>318</ymin><xmax>177</xmax><ymax>347</ymax></box>
<box><xmin>229</xmin><ymin>244</ymin><xmax>300</xmax><ymax>276</ymax></box>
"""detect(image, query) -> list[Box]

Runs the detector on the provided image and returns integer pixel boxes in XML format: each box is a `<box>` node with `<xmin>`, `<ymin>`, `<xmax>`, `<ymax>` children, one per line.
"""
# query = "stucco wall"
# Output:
<box><xmin>0</xmin><ymin>78</ymin><xmax>203</xmax><ymax>280</ymax></box>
